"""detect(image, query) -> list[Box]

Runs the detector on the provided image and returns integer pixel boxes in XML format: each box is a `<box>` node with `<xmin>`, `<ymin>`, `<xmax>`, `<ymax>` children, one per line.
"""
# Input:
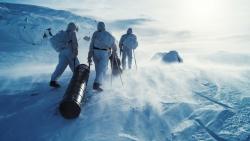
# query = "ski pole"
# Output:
<box><xmin>110</xmin><ymin>54</ymin><xmax>115</xmax><ymax>87</ymax></box>
<box><xmin>133</xmin><ymin>49</ymin><xmax>138</xmax><ymax>70</ymax></box>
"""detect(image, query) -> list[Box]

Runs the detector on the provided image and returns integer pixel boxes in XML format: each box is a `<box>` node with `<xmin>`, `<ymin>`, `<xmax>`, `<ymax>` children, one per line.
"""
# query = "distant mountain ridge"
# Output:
<box><xmin>0</xmin><ymin>2</ymin><xmax>95</xmax><ymax>24</ymax></box>
<box><xmin>0</xmin><ymin>2</ymin><xmax>96</xmax><ymax>45</ymax></box>
<box><xmin>0</xmin><ymin>2</ymin><xmax>96</xmax><ymax>67</ymax></box>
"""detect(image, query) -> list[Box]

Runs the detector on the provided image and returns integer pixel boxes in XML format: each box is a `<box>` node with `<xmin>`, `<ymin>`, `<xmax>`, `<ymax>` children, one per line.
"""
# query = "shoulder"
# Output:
<box><xmin>67</xmin><ymin>31</ymin><xmax>76</xmax><ymax>36</ymax></box>
<box><xmin>92</xmin><ymin>31</ymin><xmax>98</xmax><ymax>36</ymax></box>
<box><xmin>105</xmin><ymin>31</ymin><xmax>113</xmax><ymax>36</ymax></box>
<box><xmin>93</xmin><ymin>31</ymin><xmax>99</xmax><ymax>34</ymax></box>
<box><xmin>121</xmin><ymin>34</ymin><xmax>127</xmax><ymax>39</ymax></box>
<box><xmin>130</xmin><ymin>34</ymin><xmax>137</xmax><ymax>39</ymax></box>
<box><xmin>131</xmin><ymin>34</ymin><xmax>136</xmax><ymax>37</ymax></box>
<box><xmin>104</xmin><ymin>31</ymin><xmax>115</xmax><ymax>39</ymax></box>
<box><xmin>92</xmin><ymin>31</ymin><xmax>99</xmax><ymax>38</ymax></box>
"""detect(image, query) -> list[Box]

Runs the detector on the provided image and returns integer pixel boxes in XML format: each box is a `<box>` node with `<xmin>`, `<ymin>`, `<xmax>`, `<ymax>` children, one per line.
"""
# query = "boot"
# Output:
<box><xmin>93</xmin><ymin>82</ymin><xmax>103</xmax><ymax>92</ymax></box>
<box><xmin>50</xmin><ymin>81</ymin><xmax>61</xmax><ymax>88</ymax></box>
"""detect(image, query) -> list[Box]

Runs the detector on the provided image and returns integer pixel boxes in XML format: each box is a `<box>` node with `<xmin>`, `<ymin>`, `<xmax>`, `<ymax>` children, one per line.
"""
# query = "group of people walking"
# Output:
<box><xmin>49</xmin><ymin>22</ymin><xmax>138</xmax><ymax>92</ymax></box>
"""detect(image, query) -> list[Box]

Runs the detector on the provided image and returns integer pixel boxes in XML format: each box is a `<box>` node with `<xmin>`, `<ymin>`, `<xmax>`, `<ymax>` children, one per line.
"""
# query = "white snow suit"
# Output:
<box><xmin>88</xmin><ymin>22</ymin><xmax>117</xmax><ymax>85</ymax></box>
<box><xmin>51</xmin><ymin>23</ymin><xmax>80</xmax><ymax>81</ymax></box>
<box><xmin>119</xmin><ymin>28</ymin><xmax>138</xmax><ymax>69</ymax></box>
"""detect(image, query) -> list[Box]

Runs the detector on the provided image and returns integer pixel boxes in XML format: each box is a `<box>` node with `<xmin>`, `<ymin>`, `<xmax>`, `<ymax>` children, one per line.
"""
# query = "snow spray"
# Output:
<box><xmin>59</xmin><ymin>64</ymin><xmax>90</xmax><ymax>119</ymax></box>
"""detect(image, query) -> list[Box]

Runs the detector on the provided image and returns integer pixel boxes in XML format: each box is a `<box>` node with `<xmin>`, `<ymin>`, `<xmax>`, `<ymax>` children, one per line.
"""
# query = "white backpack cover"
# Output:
<box><xmin>50</xmin><ymin>30</ymin><xmax>68</xmax><ymax>52</ymax></box>
<box><xmin>123</xmin><ymin>34</ymin><xmax>138</xmax><ymax>49</ymax></box>
<box><xmin>94</xmin><ymin>31</ymin><xmax>115</xmax><ymax>49</ymax></box>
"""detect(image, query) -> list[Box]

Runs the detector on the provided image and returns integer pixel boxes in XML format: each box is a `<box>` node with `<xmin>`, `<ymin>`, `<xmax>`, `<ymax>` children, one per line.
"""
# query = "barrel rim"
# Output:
<box><xmin>59</xmin><ymin>100</ymin><xmax>81</xmax><ymax>119</ymax></box>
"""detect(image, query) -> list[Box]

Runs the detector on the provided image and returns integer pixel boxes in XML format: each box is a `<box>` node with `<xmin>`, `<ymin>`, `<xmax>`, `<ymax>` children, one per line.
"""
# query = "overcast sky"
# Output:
<box><xmin>3</xmin><ymin>0</ymin><xmax>250</xmax><ymax>29</ymax></box>
<box><xmin>2</xmin><ymin>0</ymin><xmax>250</xmax><ymax>44</ymax></box>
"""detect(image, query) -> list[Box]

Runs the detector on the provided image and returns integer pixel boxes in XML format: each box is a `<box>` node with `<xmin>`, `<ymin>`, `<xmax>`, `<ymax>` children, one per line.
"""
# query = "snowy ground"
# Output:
<box><xmin>0</xmin><ymin>2</ymin><xmax>250</xmax><ymax>141</ymax></box>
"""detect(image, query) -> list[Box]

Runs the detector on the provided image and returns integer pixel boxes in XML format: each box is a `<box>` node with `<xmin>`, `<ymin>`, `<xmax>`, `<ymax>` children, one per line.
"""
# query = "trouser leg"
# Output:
<box><xmin>94</xmin><ymin>58</ymin><xmax>101</xmax><ymax>84</ymax></box>
<box><xmin>93</xmin><ymin>51</ymin><xmax>108</xmax><ymax>85</ymax></box>
<box><xmin>127</xmin><ymin>49</ymin><xmax>133</xmax><ymax>69</ymax></box>
<box><xmin>51</xmin><ymin>53</ymin><xmax>68</xmax><ymax>81</ymax></box>
<box><xmin>101</xmin><ymin>56</ymin><xmax>108</xmax><ymax>80</ymax></box>
<box><xmin>94</xmin><ymin>60</ymin><xmax>107</xmax><ymax>84</ymax></box>
<box><xmin>122</xmin><ymin>49</ymin><xmax>127</xmax><ymax>70</ymax></box>
<box><xmin>68</xmin><ymin>57</ymin><xmax>80</xmax><ymax>72</ymax></box>
<box><xmin>93</xmin><ymin>51</ymin><xmax>103</xmax><ymax>84</ymax></box>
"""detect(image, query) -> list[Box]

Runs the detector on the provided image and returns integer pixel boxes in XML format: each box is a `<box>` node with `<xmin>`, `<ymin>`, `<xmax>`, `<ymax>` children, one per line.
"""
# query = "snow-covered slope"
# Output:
<box><xmin>0</xmin><ymin>2</ymin><xmax>250</xmax><ymax>141</ymax></box>
<box><xmin>0</xmin><ymin>2</ymin><xmax>96</xmax><ymax>72</ymax></box>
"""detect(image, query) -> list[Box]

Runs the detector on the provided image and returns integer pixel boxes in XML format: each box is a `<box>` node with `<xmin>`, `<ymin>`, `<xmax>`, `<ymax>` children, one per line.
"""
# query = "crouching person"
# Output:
<box><xmin>50</xmin><ymin>22</ymin><xmax>80</xmax><ymax>88</ymax></box>
<box><xmin>87</xmin><ymin>22</ymin><xmax>117</xmax><ymax>92</ymax></box>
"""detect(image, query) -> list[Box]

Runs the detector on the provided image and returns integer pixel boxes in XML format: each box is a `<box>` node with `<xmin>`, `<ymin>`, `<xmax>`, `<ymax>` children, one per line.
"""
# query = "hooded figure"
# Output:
<box><xmin>119</xmin><ymin>28</ymin><xmax>138</xmax><ymax>70</ymax></box>
<box><xmin>88</xmin><ymin>22</ymin><xmax>117</xmax><ymax>91</ymax></box>
<box><xmin>50</xmin><ymin>22</ymin><xmax>80</xmax><ymax>88</ymax></box>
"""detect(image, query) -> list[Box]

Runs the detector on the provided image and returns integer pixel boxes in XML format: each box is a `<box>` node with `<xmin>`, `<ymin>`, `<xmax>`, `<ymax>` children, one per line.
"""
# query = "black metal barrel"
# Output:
<box><xmin>59</xmin><ymin>64</ymin><xmax>90</xmax><ymax>119</ymax></box>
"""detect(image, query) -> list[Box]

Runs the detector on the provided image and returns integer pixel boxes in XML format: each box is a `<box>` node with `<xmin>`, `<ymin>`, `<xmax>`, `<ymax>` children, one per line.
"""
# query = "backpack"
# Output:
<box><xmin>123</xmin><ymin>34</ymin><xmax>138</xmax><ymax>49</ymax></box>
<box><xmin>94</xmin><ymin>31</ymin><xmax>115</xmax><ymax>49</ymax></box>
<box><xmin>50</xmin><ymin>30</ymin><xmax>68</xmax><ymax>52</ymax></box>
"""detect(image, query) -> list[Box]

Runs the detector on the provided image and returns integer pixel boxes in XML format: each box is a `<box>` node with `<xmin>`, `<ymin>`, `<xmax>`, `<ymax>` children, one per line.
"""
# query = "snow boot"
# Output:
<box><xmin>50</xmin><ymin>81</ymin><xmax>61</xmax><ymax>88</ymax></box>
<box><xmin>93</xmin><ymin>82</ymin><xmax>103</xmax><ymax>92</ymax></box>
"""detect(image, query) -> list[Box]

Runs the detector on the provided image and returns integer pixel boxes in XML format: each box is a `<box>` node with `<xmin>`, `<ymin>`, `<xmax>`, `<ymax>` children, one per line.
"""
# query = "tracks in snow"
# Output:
<box><xmin>194</xmin><ymin>119</ymin><xmax>227</xmax><ymax>141</ymax></box>
<box><xmin>184</xmin><ymin>82</ymin><xmax>238</xmax><ymax>141</ymax></box>
<box><xmin>194</xmin><ymin>91</ymin><xmax>235</xmax><ymax>110</ymax></box>
<box><xmin>170</xmin><ymin>82</ymin><xmax>238</xmax><ymax>140</ymax></box>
